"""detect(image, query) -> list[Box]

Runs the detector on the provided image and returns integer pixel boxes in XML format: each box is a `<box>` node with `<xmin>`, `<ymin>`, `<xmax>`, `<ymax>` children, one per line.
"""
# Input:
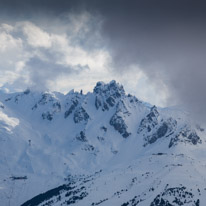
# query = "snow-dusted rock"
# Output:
<box><xmin>0</xmin><ymin>80</ymin><xmax>205</xmax><ymax>206</ymax></box>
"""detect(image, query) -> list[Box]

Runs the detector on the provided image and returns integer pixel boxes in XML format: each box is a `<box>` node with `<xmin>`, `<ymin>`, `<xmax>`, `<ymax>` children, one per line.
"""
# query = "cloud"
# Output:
<box><xmin>21</xmin><ymin>22</ymin><xmax>52</xmax><ymax>48</ymax></box>
<box><xmin>87</xmin><ymin>0</ymin><xmax>206</xmax><ymax>121</ymax></box>
<box><xmin>0</xmin><ymin>17</ymin><xmax>160</xmax><ymax>106</ymax></box>
<box><xmin>25</xmin><ymin>57</ymin><xmax>89</xmax><ymax>91</ymax></box>
<box><xmin>0</xmin><ymin>25</ymin><xmax>25</xmax><ymax>87</ymax></box>
<box><xmin>0</xmin><ymin>13</ymin><xmax>112</xmax><ymax>93</ymax></box>
<box><xmin>1</xmin><ymin>0</ymin><xmax>206</xmax><ymax>121</ymax></box>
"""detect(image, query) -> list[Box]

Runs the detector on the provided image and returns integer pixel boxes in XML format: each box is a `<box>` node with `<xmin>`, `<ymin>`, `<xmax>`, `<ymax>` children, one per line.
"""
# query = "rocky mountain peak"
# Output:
<box><xmin>0</xmin><ymin>81</ymin><xmax>205</xmax><ymax>206</ymax></box>
<box><xmin>94</xmin><ymin>80</ymin><xmax>126</xmax><ymax>111</ymax></box>
<box><xmin>93</xmin><ymin>80</ymin><xmax>125</xmax><ymax>98</ymax></box>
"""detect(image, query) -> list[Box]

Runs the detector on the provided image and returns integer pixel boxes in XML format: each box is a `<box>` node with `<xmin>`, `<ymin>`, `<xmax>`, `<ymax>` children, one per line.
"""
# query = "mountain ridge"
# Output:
<box><xmin>0</xmin><ymin>80</ymin><xmax>205</xmax><ymax>206</ymax></box>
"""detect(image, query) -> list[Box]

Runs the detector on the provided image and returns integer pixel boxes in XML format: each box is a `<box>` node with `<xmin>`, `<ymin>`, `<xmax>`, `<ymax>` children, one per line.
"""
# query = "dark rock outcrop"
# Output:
<box><xmin>138</xmin><ymin>106</ymin><xmax>159</xmax><ymax>134</ymax></box>
<box><xmin>169</xmin><ymin>129</ymin><xmax>201</xmax><ymax>148</ymax></box>
<box><xmin>76</xmin><ymin>131</ymin><xmax>87</xmax><ymax>142</ymax></box>
<box><xmin>95</xmin><ymin>96</ymin><xmax>102</xmax><ymax>110</ymax></box>
<box><xmin>94</xmin><ymin>80</ymin><xmax>125</xmax><ymax>111</ymax></box>
<box><xmin>65</xmin><ymin>100</ymin><xmax>78</xmax><ymax>118</ymax></box>
<box><xmin>147</xmin><ymin>122</ymin><xmax>169</xmax><ymax>144</ymax></box>
<box><xmin>42</xmin><ymin>112</ymin><xmax>53</xmax><ymax>121</ymax></box>
<box><xmin>73</xmin><ymin>107</ymin><xmax>90</xmax><ymax>123</ymax></box>
<box><xmin>150</xmin><ymin>186</ymin><xmax>199</xmax><ymax>206</ymax></box>
<box><xmin>38</xmin><ymin>93</ymin><xmax>55</xmax><ymax>105</ymax></box>
<box><xmin>110</xmin><ymin>114</ymin><xmax>131</xmax><ymax>138</ymax></box>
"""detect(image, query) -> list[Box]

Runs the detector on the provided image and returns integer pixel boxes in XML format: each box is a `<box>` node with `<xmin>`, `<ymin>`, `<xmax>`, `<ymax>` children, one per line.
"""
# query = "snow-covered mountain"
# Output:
<box><xmin>0</xmin><ymin>80</ymin><xmax>205</xmax><ymax>206</ymax></box>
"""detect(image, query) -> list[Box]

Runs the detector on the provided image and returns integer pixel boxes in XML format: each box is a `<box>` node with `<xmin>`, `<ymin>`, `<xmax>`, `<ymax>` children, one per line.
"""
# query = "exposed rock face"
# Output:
<box><xmin>7</xmin><ymin>89</ymin><xmax>31</xmax><ymax>104</ymax></box>
<box><xmin>93</xmin><ymin>80</ymin><xmax>125</xmax><ymax>97</ymax></box>
<box><xmin>103</xmin><ymin>102</ymin><xmax>109</xmax><ymax>111</ymax></box>
<box><xmin>147</xmin><ymin>122</ymin><xmax>169</xmax><ymax>144</ymax></box>
<box><xmin>94</xmin><ymin>80</ymin><xmax>125</xmax><ymax>111</ymax></box>
<box><xmin>42</xmin><ymin>104</ymin><xmax>61</xmax><ymax>121</ymax></box>
<box><xmin>110</xmin><ymin>101</ymin><xmax>131</xmax><ymax>138</ymax></box>
<box><xmin>138</xmin><ymin>106</ymin><xmax>202</xmax><ymax>148</ymax></box>
<box><xmin>106</xmin><ymin>96</ymin><xmax>116</xmax><ymax>107</ymax></box>
<box><xmin>23</xmin><ymin>89</ymin><xmax>30</xmax><ymax>95</ymax></box>
<box><xmin>169</xmin><ymin>128</ymin><xmax>201</xmax><ymax>148</ymax></box>
<box><xmin>127</xmin><ymin>94</ymin><xmax>139</xmax><ymax>104</ymax></box>
<box><xmin>42</xmin><ymin>111</ymin><xmax>53</xmax><ymax>121</ymax></box>
<box><xmin>83</xmin><ymin>144</ymin><xmax>95</xmax><ymax>152</ymax></box>
<box><xmin>95</xmin><ymin>96</ymin><xmax>102</xmax><ymax>110</ymax></box>
<box><xmin>52</xmin><ymin>102</ymin><xmax>61</xmax><ymax>112</ymax></box>
<box><xmin>138</xmin><ymin>106</ymin><xmax>159</xmax><ymax>134</ymax></box>
<box><xmin>29</xmin><ymin>92</ymin><xmax>62</xmax><ymax>121</ymax></box>
<box><xmin>0</xmin><ymin>80</ymin><xmax>205</xmax><ymax>206</ymax></box>
<box><xmin>150</xmin><ymin>186</ymin><xmax>200</xmax><ymax>206</ymax></box>
<box><xmin>97</xmin><ymin>136</ymin><xmax>105</xmax><ymax>142</ymax></box>
<box><xmin>143</xmin><ymin>118</ymin><xmax>177</xmax><ymax>146</ymax></box>
<box><xmin>137</xmin><ymin>105</ymin><xmax>180</xmax><ymax>147</ymax></box>
<box><xmin>38</xmin><ymin>93</ymin><xmax>55</xmax><ymax>105</ymax></box>
<box><xmin>110</xmin><ymin>114</ymin><xmax>131</xmax><ymax>138</ymax></box>
<box><xmin>64</xmin><ymin>100</ymin><xmax>78</xmax><ymax>118</ymax></box>
<box><xmin>73</xmin><ymin>107</ymin><xmax>90</xmax><ymax>124</ymax></box>
<box><xmin>100</xmin><ymin>126</ymin><xmax>107</xmax><ymax>132</ymax></box>
<box><xmin>76</xmin><ymin>131</ymin><xmax>87</xmax><ymax>142</ymax></box>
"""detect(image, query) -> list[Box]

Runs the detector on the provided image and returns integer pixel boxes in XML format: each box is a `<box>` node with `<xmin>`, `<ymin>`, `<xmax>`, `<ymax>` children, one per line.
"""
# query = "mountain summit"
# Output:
<box><xmin>0</xmin><ymin>81</ymin><xmax>205</xmax><ymax>206</ymax></box>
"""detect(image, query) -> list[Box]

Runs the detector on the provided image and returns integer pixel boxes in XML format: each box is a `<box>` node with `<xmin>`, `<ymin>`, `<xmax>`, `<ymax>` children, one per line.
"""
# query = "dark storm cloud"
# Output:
<box><xmin>1</xmin><ymin>0</ymin><xmax>206</xmax><ymax>120</ymax></box>
<box><xmin>91</xmin><ymin>0</ymin><xmax>206</xmax><ymax>121</ymax></box>
<box><xmin>95</xmin><ymin>0</ymin><xmax>206</xmax><ymax>121</ymax></box>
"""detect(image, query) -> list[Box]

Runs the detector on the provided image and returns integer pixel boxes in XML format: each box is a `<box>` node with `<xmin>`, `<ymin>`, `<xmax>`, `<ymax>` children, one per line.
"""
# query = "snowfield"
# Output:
<box><xmin>0</xmin><ymin>81</ymin><xmax>205</xmax><ymax>206</ymax></box>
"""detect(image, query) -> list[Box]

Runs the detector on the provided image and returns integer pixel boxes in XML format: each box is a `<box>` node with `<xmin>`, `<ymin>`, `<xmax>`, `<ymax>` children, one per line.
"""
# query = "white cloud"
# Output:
<box><xmin>20</xmin><ymin>21</ymin><xmax>52</xmax><ymax>48</ymax></box>
<box><xmin>0</xmin><ymin>31</ymin><xmax>22</xmax><ymax>52</ymax></box>
<box><xmin>0</xmin><ymin>13</ymin><xmax>167</xmax><ymax>107</ymax></box>
<box><xmin>114</xmin><ymin>65</ymin><xmax>169</xmax><ymax>107</ymax></box>
<box><xmin>0</xmin><ymin>26</ymin><xmax>26</xmax><ymax>88</ymax></box>
<box><xmin>0</xmin><ymin>15</ymin><xmax>110</xmax><ymax>91</ymax></box>
<box><xmin>0</xmin><ymin>23</ymin><xmax>14</xmax><ymax>33</ymax></box>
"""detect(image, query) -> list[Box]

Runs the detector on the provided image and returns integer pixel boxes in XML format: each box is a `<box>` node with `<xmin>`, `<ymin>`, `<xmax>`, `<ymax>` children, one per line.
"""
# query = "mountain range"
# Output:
<box><xmin>0</xmin><ymin>80</ymin><xmax>205</xmax><ymax>206</ymax></box>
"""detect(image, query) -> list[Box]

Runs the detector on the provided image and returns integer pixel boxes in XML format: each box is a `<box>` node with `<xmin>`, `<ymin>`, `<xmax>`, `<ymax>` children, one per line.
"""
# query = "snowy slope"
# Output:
<box><xmin>0</xmin><ymin>80</ymin><xmax>205</xmax><ymax>206</ymax></box>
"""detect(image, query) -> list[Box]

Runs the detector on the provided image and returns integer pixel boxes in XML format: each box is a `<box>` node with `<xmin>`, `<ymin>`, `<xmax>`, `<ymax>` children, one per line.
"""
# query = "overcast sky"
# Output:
<box><xmin>0</xmin><ymin>0</ymin><xmax>206</xmax><ymax>121</ymax></box>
